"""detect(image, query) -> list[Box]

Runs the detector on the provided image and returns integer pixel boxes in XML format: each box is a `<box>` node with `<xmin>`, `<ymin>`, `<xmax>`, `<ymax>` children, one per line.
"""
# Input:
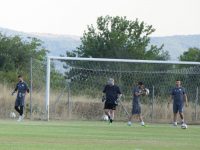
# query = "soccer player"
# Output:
<box><xmin>128</xmin><ymin>81</ymin><xmax>145</xmax><ymax>126</ymax></box>
<box><xmin>12</xmin><ymin>75</ymin><xmax>29</xmax><ymax>122</ymax></box>
<box><xmin>102</xmin><ymin>78</ymin><xmax>122</xmax><ymax>123</ymax></box>
<box><xmin>169</xmin><ymin>79</ymin><xmax>188</xmax><ymax>126</ymax></box>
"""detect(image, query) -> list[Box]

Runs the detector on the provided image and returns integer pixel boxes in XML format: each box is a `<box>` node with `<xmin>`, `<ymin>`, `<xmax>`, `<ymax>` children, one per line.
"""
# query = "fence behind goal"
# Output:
<box><xmin>31</xmin><ymin>57</ymin><xmax>200</xmax><ymax>123</ymax></box>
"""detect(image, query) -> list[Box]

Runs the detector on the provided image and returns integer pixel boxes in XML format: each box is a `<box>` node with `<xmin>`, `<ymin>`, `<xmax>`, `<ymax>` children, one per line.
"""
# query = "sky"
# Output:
<box><xmin>0</xmin><ymin>0</ymin><xmax>199</xmax><ymax>36</ymax></box>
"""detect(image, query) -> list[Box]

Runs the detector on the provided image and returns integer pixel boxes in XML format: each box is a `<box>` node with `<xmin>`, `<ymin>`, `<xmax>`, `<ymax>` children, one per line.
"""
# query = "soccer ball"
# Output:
<box><xmin>144</xmin><ymin>88</ymin><xmax>150</xmax><ymax>95</ymax></box>
<box><xmin>102</xmin><ymin>115</ymin><xmax>109</xmax><ymax>121</ymax></box>
<box><xmin>181</xmin><ymin>124</ymin><xmax>188</xmax><ymax>129</ymax></box>
<box><xmin>10</xmin><ymin>112</ymin><xmax>16</xmax><ymax>119</ymax></box>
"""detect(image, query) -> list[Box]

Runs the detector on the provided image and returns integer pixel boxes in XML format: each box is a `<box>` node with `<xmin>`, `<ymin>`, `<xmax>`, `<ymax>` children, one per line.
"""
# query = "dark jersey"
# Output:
<box><xmin>14</xmin><ymin>81</ymin><xmax>29</xmax><ymax>99</ymax></box>
<box><xmin>171</xmin><ymin>87</ymin><xmax>186</xmax><ymax>105</ymax></box>
<box><xmin>103</xmin><ymin>84</ymin><xmax>121</xmax><ymax>103</ymax></box>
<box><xmin>132</xmin><ymin>86</ymin><xmax>142</xmax><ymax>105</ymax></box>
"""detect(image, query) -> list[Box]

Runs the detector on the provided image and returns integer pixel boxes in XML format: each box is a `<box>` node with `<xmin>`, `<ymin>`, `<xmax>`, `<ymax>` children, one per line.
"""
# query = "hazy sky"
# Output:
<box><xmin>0</xmin><ymin>0</ymin><xmax>199</xmax><ymax>36</ymax></box>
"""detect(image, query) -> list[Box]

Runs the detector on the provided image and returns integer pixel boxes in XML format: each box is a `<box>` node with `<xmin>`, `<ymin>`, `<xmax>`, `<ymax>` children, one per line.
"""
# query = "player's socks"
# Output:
<box><xmin>107</xmin><ymin>115</ymin><xmax>112</xmax><ymax>123</ymax></box>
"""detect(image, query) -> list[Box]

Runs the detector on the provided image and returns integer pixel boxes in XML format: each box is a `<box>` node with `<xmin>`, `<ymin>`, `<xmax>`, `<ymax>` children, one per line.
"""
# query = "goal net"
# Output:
<box><xmin>31</xmin><ymin>56</ymin><xmax>200</xmax><ymax>122</ymax></box>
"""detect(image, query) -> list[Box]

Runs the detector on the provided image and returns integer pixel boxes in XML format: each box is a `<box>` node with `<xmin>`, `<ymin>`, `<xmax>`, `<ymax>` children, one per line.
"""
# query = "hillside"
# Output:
<box><xmin>1</xmin><ymin>27</ymin><xmax>200</xmax><ymax>60</ymax></box>
<box><xmin>0</xmin><ymin>27</ymin><xmax>81</xmax><ymax>57</ymax></box>
<box><xmin>150</xmin><ymin>35</ymin><xmax>200</xmax><ymax>60</ymax></box>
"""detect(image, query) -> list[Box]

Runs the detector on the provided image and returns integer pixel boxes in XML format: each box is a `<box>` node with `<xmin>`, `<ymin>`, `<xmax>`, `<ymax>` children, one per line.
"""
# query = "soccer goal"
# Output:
<box><xmin>44</xmin><ymin>56</ymin><xmax>200</xmax><ymax>122</ymax></box>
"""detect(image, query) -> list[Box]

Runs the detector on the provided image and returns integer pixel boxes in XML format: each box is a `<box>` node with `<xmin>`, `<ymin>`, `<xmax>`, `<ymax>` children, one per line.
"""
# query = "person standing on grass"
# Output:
<box><xmin>12</xmin><ymin>75</ymin><xmax>29</xmax><ymax>122</ymax></box>
<box><xmin>102</xmin><ymin>78</ymin><xmax>122</xmax><ymax>123</ymax></box>
<box><xmin>168</xmin><ymin>79</ymin><xmax>188</xmax><ymax>126</ymax></box>
<box><xmin>128</xmin><ymin>81</ymin><xmax>146</xmax><ymax>126</ymax></box>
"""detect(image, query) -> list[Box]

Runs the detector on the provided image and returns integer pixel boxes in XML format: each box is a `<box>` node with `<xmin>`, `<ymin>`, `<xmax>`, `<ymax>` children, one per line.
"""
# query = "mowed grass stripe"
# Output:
<box><xmin>0</xmin><ymin>120</ymin><xmax>200</xmax><ymax>150</ymax></box>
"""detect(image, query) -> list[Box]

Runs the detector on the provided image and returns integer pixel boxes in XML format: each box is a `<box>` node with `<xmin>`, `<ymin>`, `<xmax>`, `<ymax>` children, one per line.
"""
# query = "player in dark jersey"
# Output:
<box><xmin>169</xmin><ymin>79</ymin><xmax>188</xmax><ymax>126</ymax></box>
<box><xmin>102</xmin><ymin>78</ymin><xmax>122</xmax><ymax>123</ymax></box>
<box><xmin>12</xmin><ymin>75</ymin><xmax>29</xmax><ymax>122</ymax></box>
<box><xmin>128</xmin><ymin>81</ymin><xmax>146</xmax><ymax>126</ymax></box>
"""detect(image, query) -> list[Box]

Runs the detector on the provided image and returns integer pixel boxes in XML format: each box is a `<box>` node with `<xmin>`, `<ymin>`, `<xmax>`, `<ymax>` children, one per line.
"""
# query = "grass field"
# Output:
<box><xmin>0</xmin><ymin>120</ymin><xmax>200</xmax><ymax>150</ymax></box>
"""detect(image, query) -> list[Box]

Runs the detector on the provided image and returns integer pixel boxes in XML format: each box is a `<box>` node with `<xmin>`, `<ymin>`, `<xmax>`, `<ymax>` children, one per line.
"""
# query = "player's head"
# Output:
<box><xmin>176</xmin><ymin>79</ymin><xmax>181</xmax><ymax>87</ymax></box>
<box><xmin>107</xmin><ymin>78</ymin><xmax>114</xmax><ymax>86</ymax></box>
<box><xmin>138</xmin><ymin>81</ymin><xmax>144</xmax><ymax>88</ymax></box>
<box><xmin>18</xmin><ymin>75</ymin><xmax>23</xmax><ymax>82</ymax></box>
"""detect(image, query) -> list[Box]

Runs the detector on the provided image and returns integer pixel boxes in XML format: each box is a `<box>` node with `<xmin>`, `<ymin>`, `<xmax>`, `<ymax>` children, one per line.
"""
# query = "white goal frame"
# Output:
<box><xmin>45</xmin><ymin>56</ymin><xmax>200</xmax><ymax>121</ymax></box>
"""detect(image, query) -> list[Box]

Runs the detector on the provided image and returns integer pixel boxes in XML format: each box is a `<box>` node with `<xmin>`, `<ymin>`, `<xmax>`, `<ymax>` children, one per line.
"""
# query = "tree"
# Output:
<box><xmin>179</xmin><ymin>47</ymin><xmax>200</xmax><ymax>99</ymax></box>
<box><xmin>67</xmin><ymin>15</ymin><xmax>169</xmax><ymax>60</ymax></box>
<box><xmin>64</xmin><ymin>16</ymin><xmax>171</xmax><ymax>98</ymax></box>
<box><xmin>0</xmin><ymin>33</ymin><xmax>48</xmax><ymax>82</ymax></box>
<box><xmin>179</xmin><ymin>47</ymin><xmax>200</xmax><ymax>61</ymax></box>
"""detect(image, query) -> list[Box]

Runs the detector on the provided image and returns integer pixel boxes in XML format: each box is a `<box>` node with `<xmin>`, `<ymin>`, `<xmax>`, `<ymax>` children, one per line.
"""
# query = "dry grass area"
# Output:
<box><xmin>1</xmin><ymin>84</ymin><xmax>200</xmax><ymax>124</ymax></box>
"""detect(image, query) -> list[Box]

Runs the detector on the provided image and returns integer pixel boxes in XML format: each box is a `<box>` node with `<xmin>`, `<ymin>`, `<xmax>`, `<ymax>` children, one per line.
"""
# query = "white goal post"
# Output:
<box><xmin>45</xmin><ymin>56</ymin><xmax>200</xmax><ymax>121</ymax></box>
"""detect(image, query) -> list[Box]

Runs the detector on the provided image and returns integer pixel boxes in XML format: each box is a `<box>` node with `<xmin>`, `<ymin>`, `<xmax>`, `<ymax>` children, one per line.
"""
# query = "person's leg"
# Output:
<box><xmin>109</xmin><ymin>109</ymin><xmax>115</xmax><ymax>123</ymax></box>
<box><xmin>179</xmin><ymin>112</ymin><xmax>184</xmax><ymax>124</ymax></box>
<box><xmin>15</xmin><ymin>98</ymin><xmax>20</xmax><ymax>115</ymax></box>
<box><xmin>108</xmin><ymin>103</ymin><xmax>117</xmax><ymax>123</ymax></box>
<box><xmin>173</xmin><ymin>104</ymin><xmax>178</xmax><ymax>126</ymax></box>
<box><xmin>178</xmin><ymin>104</ymin><xmax>185</xmax><ymax>124</ymax></box>
<box><xmin>173</xmin><ymin>113</ymin><xmax>178</xmax><ymax>126</ymax></box>
<box><xmin>19</xmin><ymin>106</ymin><xmax>24</xmax><ymax>116</ymax></box>
<box><xmin>104</xmin><ymin>102</ymin><xmax>111</xmax><ymax>120</ymax></box>
<box><xmin>15</xmin><ymin>105</ymin><xmax>22</xmax><ymax>122</ymax></box>
<box><xmin>137</xmin><ymin>105</ymin><xmax>144</xmax><ymax>126</ymax></box>
<box><xmin>128</xmin><ymin>115</ymin><xmax>133</xmax><ymax>122</ymax></box>
<box><xmin>128</xmin><ymin>104</ymin><xmax>137</xmax><ymax>126</ymax></box>
<box><xmin>14</xmin><ymin>106</ymin><xmax>20</xmax><ymax>114</ymax></box>
<box><xmin>104</xmin><ymin>109</ymin><xmax>110</xmax><ymax>118</ymax></box>
<box><xmin>138</xmin><ymin>114</ymin><xmax>145</xmax><ymax>126</ymax></box>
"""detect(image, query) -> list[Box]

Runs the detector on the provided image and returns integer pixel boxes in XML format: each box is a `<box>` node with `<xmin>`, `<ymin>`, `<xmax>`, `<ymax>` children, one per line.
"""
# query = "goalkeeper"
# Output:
<box><xmin>102</xmin><ymin>78</ymin><xmax>122</xmax><ymax>123</ymax></box>
<box><xmin>128</xmin><ymin>81</ymin><xmax>146</xmax><ymax>126</ymax></box>
<box><xmin>12</xmin><ymin>75</ymin><xmax>29</xmax><ymax>122</ymax></box>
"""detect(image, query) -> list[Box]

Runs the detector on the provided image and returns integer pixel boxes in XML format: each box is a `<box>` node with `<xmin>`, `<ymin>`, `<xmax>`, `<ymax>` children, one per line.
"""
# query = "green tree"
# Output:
<box><xmin>178</xmin><ymin>47</ymin><xmax>200</xmax><ymax>102</ymax></box>
<box><xmin>64</xmin><ymin>16</ymin><xmax>171</xmax><ymax>98</ymax></box>
<box><xmin>68</xmin><ymin>15</ymin><xmax>169</xmax><ymax>60</ymax></box>
<box><xmin>179</xmin><ymin>47</ymin><xmax>200</xmax><ymax>61</ymax></box>
<box><xmin>0</xmin><ymin>33</ymin><xmax>48</xmax><ymax>82</ymax></box>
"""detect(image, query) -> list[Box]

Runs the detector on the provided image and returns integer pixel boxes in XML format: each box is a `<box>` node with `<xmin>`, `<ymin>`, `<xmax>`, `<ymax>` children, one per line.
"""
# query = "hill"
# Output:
<box><xmin>1</xmin><ymin>27</ymin><xmax>200</xmax><ymax>60</ymax></box>
<box><xmin>0</xmin><ymin>27</ymin><xmax>81</xmax><ymax>57</ymax></box>
<box><xmin>150</xmin><ymin>35</ymin><xmax>200</xmax><ymax>60</ymax></box>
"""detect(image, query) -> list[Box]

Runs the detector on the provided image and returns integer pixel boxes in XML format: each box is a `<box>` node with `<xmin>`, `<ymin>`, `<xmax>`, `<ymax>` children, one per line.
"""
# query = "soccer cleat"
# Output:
<box><xmin>17</xmin><ymin>114</ymin><xmax>25</xmax><ymax>122</ymax></box>
<box><xmin>107</xmin><ymin>115</ymin><xmax>113</xmax><ymax>123</ymax></box>
<box><xmin>21</xmin><ymin>114</ymin><xmax>25</xmax><ymax>121</ymax></box>
<box><xmin>17</xmin><ymin>116</ymin><xmax>22</xmax><ymax>122</ymax></box>
<box><xmin>141</xmin><ymin>121</ymin><xmax>145</xmax><ymax>126</ymax></box>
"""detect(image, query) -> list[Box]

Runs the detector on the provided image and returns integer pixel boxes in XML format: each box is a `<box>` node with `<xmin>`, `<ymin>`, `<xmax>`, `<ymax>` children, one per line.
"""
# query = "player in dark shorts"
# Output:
<box><xmin>102</xmin><ymin>78</ymin><xmax>122</xmax><ymax>123</ymax></box>
<box><xmin>128</xmin><ymin>81</ymin><xmax>146</xmax><ymax>126</ymax></box>
<box><xmin>169</xmin><ymin>80</ymin><xmax>188</xmax><ymax>126</ymax></box>
<box><xmin>12</xmin><ymin>75</ymin><xmax>29</xmax><ymax>122</ymax></box>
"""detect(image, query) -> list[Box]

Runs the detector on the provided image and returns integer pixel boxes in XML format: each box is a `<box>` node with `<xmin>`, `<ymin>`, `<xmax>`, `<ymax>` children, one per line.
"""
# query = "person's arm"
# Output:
<box><xmin>167</xmin><ymin>95</ymin><xmax>173</xmax><ymax>108</ymax></box>
<box><xmin>117</xmin><ymin>93</ymin><xmax>122</xmax><ymax>101</ymax></box>
<box><xmin>135</xmin><ymin>89</ymin><xmax>144</xmax><ymax>96</ymax></box>
<box><xmin>184</xmin><ymin>94</ymin><xmax>188</xmax><ymax>107</ymax></box>
<box><xmin>12</xmin><ymin>84</ymin><xmax>18</xmax><ymax>95</ymax></box>
<box><xmin>102</xmin><ymin>85</ymin><xmax>106</xmax><ymax>102</ymax></box>
<box><xmin>117</xmin><ymin>86</ymin><xmax>122</xmax><ymax>100</ymax></box>
<box><xmin>25</xmin><ymin>83</ymin><xmax>30</xmax><ymax>93</ymax></box>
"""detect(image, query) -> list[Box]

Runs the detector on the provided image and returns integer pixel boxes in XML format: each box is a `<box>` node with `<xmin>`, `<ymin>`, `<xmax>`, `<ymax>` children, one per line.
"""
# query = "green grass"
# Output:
<box><xmin>0</xmin><ymin>120</ymin><xmax>200</xmax><ymax>150</ymax></box>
